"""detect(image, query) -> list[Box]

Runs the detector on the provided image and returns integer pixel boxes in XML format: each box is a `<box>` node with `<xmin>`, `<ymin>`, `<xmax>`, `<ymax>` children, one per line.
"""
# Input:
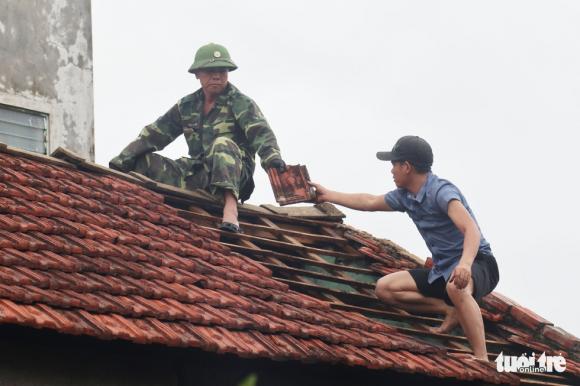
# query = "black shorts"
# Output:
<box><xmin>408</xmin><ymin>252</ymin><xmax>499</xmax><ymax>306</ymax></box>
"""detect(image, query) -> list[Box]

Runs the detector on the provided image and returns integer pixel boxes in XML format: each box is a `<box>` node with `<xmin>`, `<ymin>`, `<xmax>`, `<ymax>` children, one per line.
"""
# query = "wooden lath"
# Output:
<box><xmin>221</xmin><ymin>243</ymin><xmax>377</xmax><ymax>275</ymax></box>
<box><xmin>206</xmin><ymin>229</ymin><xmax>360</xmax><ymax>259</ymax></box>
<box><xmin>260</xmin><ymin>263</ymin><xmax>375</xmax><ymax>289</ymax></box>
<box><xmin>182</xmin><ymin>201</ymin><xmax>462</xmax><ymax>339</ymax></box>
<box><xmin>256</xmin><ymin>216</ymin><xmax>376</xmax><ymax>297</ymax></box>
<box><xmin>185</xmin><ymin>205</ymin><xmax>351</xmax><ymax>305</ymax></box>
<box><xmin>179</xmin><ymin>210</ymin><xmax>349</xmax><ymax>245</ymax></box>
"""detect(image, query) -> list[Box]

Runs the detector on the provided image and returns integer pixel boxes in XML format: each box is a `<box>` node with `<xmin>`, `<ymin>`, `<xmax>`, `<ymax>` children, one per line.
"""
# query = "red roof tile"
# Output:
<box><xmin>509</xmin><ymin>304</ymin><xmax>553</xmax><ymax>331</ymax></box>
<box><xmin>542</xmin><ymin>325</ymin><xmax>580</xmax><ymax>351</ymax></box>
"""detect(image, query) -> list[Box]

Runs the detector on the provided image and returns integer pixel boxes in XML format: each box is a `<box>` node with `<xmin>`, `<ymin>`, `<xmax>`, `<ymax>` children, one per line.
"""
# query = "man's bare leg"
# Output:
<box><xmin>392</xmin><ymin>298</ymin><xmax>459</xmax><ymax>334</ymax></box>
<box><xmin>446</xmin><ymin>279</ymin><xmax>488</xmax><ymax>361</ymax></box>
<box><xmin>375</xmin><ymin>271</ymin><xmax>457</xmax><ymax>331</ymax></box>
<box><xmin>222</xmin><ymin>190</ymin><xmax>239</xmax><ymax>226</ymax></box>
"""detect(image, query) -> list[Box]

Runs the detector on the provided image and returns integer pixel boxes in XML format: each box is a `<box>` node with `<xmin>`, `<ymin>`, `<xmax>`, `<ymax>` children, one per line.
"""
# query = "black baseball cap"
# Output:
<box><xmin>376</xmin><ymin>136</ymin><xmax>433</xmax><ymax>169</ymax></box>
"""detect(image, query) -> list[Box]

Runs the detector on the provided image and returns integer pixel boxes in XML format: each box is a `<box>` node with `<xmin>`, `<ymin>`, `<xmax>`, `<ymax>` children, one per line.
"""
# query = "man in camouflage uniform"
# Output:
<box><xmin>110</xmin><ymin>43</ymin><xmax>286</xmax><ymax>232</ymax></box>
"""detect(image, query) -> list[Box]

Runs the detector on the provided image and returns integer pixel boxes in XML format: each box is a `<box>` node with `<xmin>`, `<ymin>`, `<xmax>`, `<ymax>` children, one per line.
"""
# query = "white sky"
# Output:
<box><xmin>92</xmin><ymin>0</ymin><xmax>580</xmax><ymax>337</ymax></box>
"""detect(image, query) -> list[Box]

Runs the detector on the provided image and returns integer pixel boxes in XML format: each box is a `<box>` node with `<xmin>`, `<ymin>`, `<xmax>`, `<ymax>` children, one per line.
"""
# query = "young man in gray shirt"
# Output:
<box><xmin>310</xmin><ymin>136</ymin><xmax>499</xmax><ymax>361</ymax></box>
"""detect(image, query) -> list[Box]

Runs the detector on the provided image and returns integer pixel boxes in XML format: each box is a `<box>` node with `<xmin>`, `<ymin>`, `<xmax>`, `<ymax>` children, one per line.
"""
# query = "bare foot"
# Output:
<box><xmin>465</xmin><ymin>353</ymin><xmax>491</xmax><ymax>363</ymax></box>
<box><xmin>450</xmin><ymin>352</ymin><xmax>490</xmax><ymax>364</ymax></box>
<box><xmin>429</xmin><ymin>307</ymin><xmax>459</xmax><ymax>334</ymax></box>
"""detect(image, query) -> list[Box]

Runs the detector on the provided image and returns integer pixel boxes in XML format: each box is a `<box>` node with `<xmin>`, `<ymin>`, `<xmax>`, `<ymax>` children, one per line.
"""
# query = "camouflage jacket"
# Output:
<box><xmin>111</xmin><ymin>83</ymin><xmax>282</xmax><ymax>173</ymax></box>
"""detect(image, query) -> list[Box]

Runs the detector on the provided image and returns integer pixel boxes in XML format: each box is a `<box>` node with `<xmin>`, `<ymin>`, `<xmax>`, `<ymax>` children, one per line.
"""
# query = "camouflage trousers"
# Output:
<box><xmin>133</xmin><ymin>137</ymin><xmax>254</xmax><ymax>201</ymax></box>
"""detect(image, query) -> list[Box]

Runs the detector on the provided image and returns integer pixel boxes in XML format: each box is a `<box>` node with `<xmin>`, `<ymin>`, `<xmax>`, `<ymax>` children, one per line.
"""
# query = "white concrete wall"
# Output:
<box><xmin>0</xmin><ymin>0</ymin><xmax>94</xmax><ymax>160</ymax></box>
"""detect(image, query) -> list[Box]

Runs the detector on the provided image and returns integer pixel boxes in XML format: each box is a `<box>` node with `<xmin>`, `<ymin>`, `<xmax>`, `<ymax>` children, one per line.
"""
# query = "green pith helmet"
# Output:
<box><xmin>188</xmin><ymin>43</ymin><xmax>237</xmax><ymax>73</ymax></box>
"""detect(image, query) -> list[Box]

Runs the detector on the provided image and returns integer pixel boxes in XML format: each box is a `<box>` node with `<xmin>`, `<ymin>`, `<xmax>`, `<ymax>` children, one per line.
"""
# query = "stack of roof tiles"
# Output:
<box><xmin>0</xmin><ymin>146</ymin><xmax>577</xmax><ymax>385</ymax></box>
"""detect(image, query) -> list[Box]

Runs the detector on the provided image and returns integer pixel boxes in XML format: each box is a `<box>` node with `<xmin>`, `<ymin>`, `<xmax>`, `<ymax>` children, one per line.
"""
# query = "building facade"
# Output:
<box><xmin>0</xmin><ymin>0</ymin><xmax>94</xmax><ymax>160</ymax></box>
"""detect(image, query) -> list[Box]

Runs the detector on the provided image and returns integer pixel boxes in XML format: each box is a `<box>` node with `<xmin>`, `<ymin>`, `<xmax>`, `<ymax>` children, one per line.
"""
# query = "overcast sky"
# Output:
<box><xmin>92</xmin><ymin>0</ymin><xmax>580</xmax><ymax>337</ymax></box>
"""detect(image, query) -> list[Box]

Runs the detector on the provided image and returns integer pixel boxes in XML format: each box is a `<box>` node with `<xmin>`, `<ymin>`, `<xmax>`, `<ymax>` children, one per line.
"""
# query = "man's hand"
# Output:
<box><xmin>267</xmin><ymin>158</ymin><xmax>286</xmax><ymax>173</ymax></box>
<box><xmin>449</xmin><ymin>263</ymin><xmax>471</xmax><ymax>290</ymax></box>
<box><xmin>308</xmin><ymin>181</ymin><xmax>333</xmax><ymax>203</ymax></box>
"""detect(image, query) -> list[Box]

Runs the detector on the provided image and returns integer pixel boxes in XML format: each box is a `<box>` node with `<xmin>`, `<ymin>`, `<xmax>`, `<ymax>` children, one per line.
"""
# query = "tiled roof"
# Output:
<box><xmin>0</xmin><ymin>146</ymin><xmax>577</xmax><ymax>385</ymax></box>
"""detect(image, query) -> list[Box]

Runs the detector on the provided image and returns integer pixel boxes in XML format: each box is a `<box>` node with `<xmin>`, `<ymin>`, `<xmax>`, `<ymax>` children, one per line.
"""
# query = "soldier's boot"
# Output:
<box><xmin>206</xmin><ymin>137</ymin><xmax>244</xmax><ymax>231</ymax></box>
